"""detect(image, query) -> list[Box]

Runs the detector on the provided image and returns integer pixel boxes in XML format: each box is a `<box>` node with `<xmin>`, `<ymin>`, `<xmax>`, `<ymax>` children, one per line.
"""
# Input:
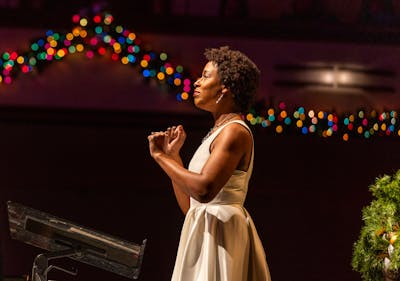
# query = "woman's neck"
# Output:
<box><xmin>214</xmin><ymin>112</ymin><xmax>241</xmax><ymax>127</ymax></box>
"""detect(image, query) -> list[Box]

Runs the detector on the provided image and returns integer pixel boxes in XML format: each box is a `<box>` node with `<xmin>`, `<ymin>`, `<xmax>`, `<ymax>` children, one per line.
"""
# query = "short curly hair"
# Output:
<box><xmin>204</xmin><ymin>46</ymin><xmax>260</xmax><ymax>112</ymax></box>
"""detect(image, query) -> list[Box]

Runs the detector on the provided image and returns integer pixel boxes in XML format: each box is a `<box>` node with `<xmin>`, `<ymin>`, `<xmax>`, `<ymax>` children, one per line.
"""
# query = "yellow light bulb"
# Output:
<box><xmin>181</xmin><ymin>92</ymin><xmax>189</xmax><ymax>100</ymax></box>
<box><xmin>140</xmin><ymin>60</ymin><xmax>148</xmax><ymax>68</ymax></box>
<box><xmin>76</xmin><ymin>44</ymin><xmax>84</xmax><ymax>52</ymax></box>
<box><xmin>121</xmin><ymin>57</ymin><xmax>129</xmax><ymax>64</ymax></box>
<box><xmin>157</xmin><ymin>72</ymin><xmax>165</xmax><ymax>80</ymax></box>
<box><xmin>390</xmin><ymin>234</ymin><xmax>398</xmax><ymax>244</ymax></box>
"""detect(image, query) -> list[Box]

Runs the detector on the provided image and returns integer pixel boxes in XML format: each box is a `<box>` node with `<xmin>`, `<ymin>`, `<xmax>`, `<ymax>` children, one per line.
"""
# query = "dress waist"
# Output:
<box><xmin>187</xmin><ymin>200</ymin><xmax>250</xmax><ymax>225</ymax></box>
<box><xmin>190</xmin><ymin>195</ymin><xmax>244</xmax><ymax>209</ymax></box>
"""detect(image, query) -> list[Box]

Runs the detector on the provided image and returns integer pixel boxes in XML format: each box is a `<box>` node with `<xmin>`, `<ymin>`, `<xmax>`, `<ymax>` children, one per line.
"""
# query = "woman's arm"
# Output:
<box><xmin>170</xmin><ymin>158</ymin><xmax>191</xmax><ymax>214</ymax></box>
<box><xmin>150</xmin><ymin>125</ymin><xmax>190</xmax><ymax>214</ymax></box>
<box><xmin>148</xmin><ymin>123</ymin><xmax>252</xmax><ymax>204</ymax></box>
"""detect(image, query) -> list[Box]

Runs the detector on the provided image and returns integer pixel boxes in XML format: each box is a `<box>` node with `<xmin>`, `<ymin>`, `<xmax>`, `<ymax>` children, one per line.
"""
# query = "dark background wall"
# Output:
<box><xmin>1</xmin><ymin>107</ymin><xmax>399</xmax><ymax>281</ymax></box>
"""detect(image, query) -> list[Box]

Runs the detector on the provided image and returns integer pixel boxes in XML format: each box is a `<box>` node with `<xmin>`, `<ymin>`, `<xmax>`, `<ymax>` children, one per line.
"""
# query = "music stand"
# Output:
<box><xmin>7</xmin><ymin>201</ymin><xmax>146</xmax><ymax>281</ymax></box>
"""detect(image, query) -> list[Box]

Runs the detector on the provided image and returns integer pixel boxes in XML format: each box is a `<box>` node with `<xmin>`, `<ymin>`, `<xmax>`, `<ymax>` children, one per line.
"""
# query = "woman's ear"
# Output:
<box><xmin>221</xmin><ymin>86</ymin><xmax>229</xmax><ymax>94</ymax></box>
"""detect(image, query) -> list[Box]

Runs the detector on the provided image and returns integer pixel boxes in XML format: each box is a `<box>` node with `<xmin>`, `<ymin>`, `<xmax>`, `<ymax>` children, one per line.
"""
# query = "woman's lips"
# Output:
<box><xmin>193</xmin><ymin>90</ymin><xmax>200</xmax><ymax>97</ymax></box>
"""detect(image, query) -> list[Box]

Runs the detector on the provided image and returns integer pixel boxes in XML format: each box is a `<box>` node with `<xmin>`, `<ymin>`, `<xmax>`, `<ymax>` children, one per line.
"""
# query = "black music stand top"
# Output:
<box><xmin>7</xmin><ymin>201</ymin><xmax>146</xmax><ymax>280</ymax></box>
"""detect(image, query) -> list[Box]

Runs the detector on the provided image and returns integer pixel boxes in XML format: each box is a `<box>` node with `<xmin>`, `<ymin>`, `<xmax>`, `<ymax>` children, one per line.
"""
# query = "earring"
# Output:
<box><xmin>216</xmin><ymin>94</ymin><xmax>224</xmax><ymax>104</ymax></box>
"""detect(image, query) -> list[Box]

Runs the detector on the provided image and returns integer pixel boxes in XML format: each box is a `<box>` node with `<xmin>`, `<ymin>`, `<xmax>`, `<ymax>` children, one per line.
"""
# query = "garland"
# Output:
<box><xmin>353</xmin><ymin>170</ymin><xmax>400</xmax><ymax>280</ymax></box>
<box><xmin>0</xmin><ymin>5</ymin><xmax>399</xmax><ymax>140</ymax></box>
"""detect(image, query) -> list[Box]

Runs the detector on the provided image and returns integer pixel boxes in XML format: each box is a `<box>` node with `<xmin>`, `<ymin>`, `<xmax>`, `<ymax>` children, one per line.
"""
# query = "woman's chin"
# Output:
<box><xmin>193</xmin><ymin>98</ymin><xmax>212</xmax><ymax>111</ymax></box>
<box><xmin>193</xmin><ymin>98</ymin><xmax>201</xmax><ymax>107</ymax></box>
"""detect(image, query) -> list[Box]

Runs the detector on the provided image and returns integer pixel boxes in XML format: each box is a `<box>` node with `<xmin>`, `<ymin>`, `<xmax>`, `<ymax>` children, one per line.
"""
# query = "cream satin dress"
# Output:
<box><xmin>171</xmin><ymin>120</ymin><xmax>272</xmax><ymax>281</ymax></box>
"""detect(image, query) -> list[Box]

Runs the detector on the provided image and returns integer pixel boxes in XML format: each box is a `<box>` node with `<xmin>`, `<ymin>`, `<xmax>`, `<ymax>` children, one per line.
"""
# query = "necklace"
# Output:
<box><xmin>202</xmin><ymin>113</ymin><xmax>241</xmax><ymax>143</ymax></box>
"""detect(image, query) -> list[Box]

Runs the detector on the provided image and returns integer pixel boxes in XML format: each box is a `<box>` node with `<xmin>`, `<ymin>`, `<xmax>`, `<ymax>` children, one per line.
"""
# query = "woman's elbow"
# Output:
<box><xmin>194</xmin><ymin>183</ymin><xmax>216</xmax><ymax>203</ymax></box>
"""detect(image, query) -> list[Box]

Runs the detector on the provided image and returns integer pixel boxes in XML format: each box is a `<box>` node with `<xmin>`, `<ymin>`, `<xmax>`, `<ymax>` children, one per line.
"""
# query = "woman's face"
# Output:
<box><xmin>193</xmin><ymin>61</ymin><xmax>223</xmax><ymax>111</ymax></box>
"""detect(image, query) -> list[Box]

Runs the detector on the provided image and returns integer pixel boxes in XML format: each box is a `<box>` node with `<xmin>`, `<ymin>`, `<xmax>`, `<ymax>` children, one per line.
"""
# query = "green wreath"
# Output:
<box><xmin>352</xmin><ymin>170</ymin><xmax>400</xmax><ymax>281</ymax></box>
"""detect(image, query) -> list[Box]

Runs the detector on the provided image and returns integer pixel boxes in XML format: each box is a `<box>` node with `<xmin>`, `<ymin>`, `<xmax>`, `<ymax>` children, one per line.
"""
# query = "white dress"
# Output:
<box><xmin>171</xmin><ymin>120</ymin><xmax>272</xmax><ymax>281</ymax></box>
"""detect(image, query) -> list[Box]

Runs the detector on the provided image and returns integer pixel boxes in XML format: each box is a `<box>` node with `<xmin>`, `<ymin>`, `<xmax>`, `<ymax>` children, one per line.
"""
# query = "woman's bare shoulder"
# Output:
<box><xmin>214</xmin><ymin>122</ymin><xmax>252</xmax><ymax>149</ymax></box>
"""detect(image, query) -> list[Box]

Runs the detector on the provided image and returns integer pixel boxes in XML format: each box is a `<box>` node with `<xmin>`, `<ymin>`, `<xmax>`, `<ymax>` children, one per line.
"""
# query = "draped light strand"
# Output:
<box><xmin>0</xmin><ymin>8</ymin><xmax>193</xmax><ymax>102</ymax></box>
<box><xmin>246</xmin><ymin>101</ymin><xmax>400</xmax><ymax>141</ymax></box>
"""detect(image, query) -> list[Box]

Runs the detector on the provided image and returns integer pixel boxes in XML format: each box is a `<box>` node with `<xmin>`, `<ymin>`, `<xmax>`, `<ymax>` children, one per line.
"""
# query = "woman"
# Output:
<box><xmin>148</xmin><ymin>46</ymin><xmax>271</xmax><ymax>281</ymax></box>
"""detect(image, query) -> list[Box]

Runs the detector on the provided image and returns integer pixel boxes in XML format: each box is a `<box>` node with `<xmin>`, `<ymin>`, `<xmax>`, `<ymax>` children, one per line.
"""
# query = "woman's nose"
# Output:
<box><xmin>194</xmin><ymin>78</ymin><xmax>201</xmax><ymax>87</ymax></box>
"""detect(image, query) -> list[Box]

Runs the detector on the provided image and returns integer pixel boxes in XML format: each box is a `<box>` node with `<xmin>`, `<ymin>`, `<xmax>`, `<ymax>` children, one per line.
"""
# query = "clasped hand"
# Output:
<box><xmin>148</xmin><ymin>125</ymin><xmax>186</xmax><ymax>159</ymax></box>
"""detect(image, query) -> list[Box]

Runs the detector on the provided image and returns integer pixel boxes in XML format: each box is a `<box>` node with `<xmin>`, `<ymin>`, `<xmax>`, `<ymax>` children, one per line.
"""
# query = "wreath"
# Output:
<box><xmin>353</xmin><ymin>170</ymin><xmax>400</xmax><ymax>281</ymax></box>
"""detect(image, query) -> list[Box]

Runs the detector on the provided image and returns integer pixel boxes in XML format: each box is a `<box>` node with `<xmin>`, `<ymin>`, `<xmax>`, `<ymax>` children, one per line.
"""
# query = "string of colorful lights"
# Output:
<box><xmin>0</xmin><ymin>6</ymin><xmax>399</xmax><ymax>141</ymax></box>
<box><xmin>246</xmin><ymin>101</ymin><xmax>399</xmax><ymax>141</ymax></box>
<box><xmin>0</xmin><ymin>6</ymin><xmax>192</xmax><ymax>102</ymax></box>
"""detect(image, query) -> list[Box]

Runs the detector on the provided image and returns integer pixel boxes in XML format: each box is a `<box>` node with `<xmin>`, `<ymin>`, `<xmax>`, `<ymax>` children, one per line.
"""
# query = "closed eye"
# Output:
<box><xmin>202</xmin><ymin>70</ymin><xmax>211</xmax><ymax>78</ymax></box>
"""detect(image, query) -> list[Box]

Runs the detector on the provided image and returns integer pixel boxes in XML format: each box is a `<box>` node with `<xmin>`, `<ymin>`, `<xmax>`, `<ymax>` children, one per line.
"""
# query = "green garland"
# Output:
<box><xmin>352</xmin><ymin>170</ymin><xmax>400</xmax><ymax>280</ymax></box>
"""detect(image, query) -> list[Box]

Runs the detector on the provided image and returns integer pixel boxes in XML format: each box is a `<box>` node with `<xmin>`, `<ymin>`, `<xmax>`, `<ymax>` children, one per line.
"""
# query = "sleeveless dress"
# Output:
<box><xmin>171</xmin><ymin>120</ymin><xmax>272</xmax><ymax>281</ymax></box>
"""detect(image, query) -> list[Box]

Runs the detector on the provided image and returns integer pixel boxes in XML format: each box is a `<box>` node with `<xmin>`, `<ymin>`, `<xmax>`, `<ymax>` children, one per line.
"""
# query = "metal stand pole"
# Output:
<box><xmin>31</xmin><ymin>248</ymin><xmax>82</xmax><ymax>281</ymax></box>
